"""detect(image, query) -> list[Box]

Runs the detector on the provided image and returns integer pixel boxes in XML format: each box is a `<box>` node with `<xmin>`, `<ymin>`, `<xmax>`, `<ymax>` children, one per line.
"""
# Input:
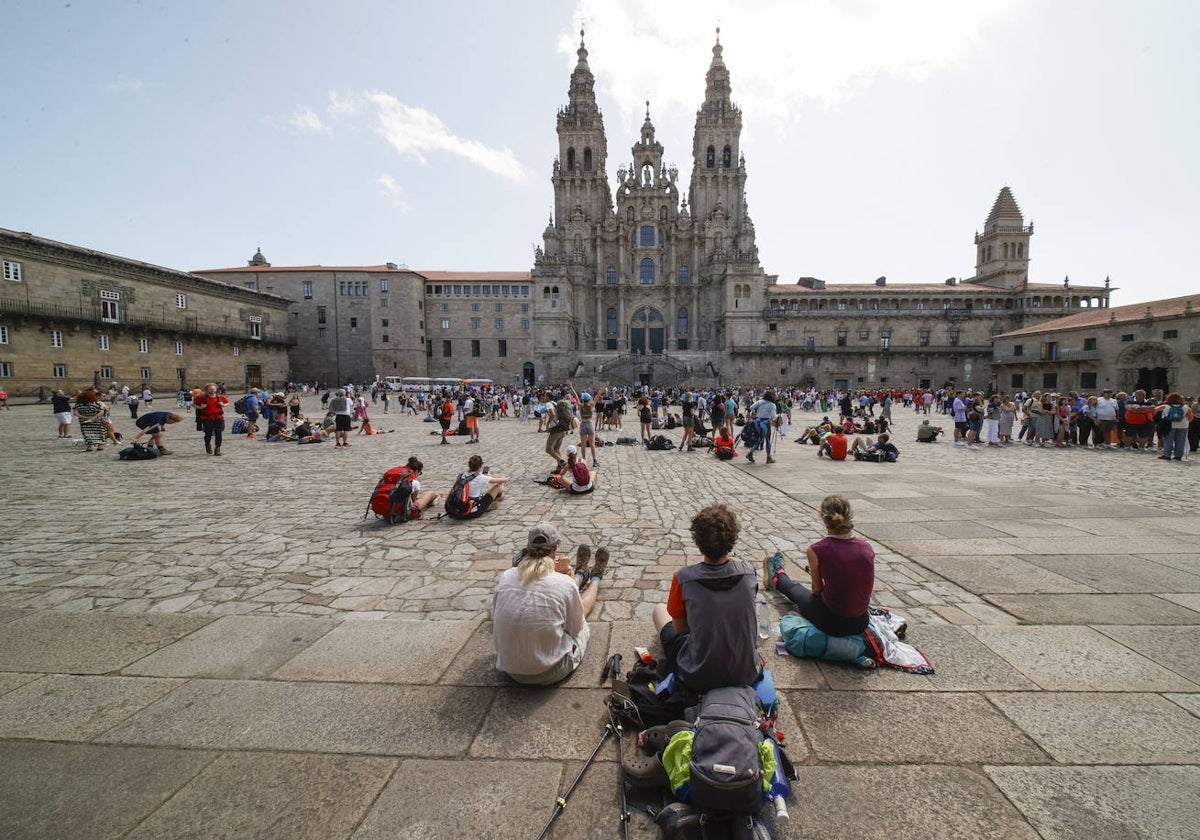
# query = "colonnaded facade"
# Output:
<box><xmin>0</xmin><ymin>229</ymin><xmax>291</xmax><ymax>398</ymax></box>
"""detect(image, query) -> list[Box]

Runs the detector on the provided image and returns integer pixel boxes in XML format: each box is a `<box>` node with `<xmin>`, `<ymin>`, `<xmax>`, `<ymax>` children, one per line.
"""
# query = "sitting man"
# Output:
<box><xmin>818</xmin><ymin>428</ymin><xmax>849</xmax><ymax>461</ymax></box>
<box><xmin>461</xmin><ymin>454</ymin><xmax>509</xmax><ymax>517</ymax></box>
<box><xmin>851</xmin><ymin>432</ymin><xmax>900</xmax><ymax>462</ymax></box>
<box><xmin>916</xmin><ymin>419</ymin><xmax>944</xmax><ymax>442</ymax></box>
<box><xmin>493</xmin><ymin>523</ymin><xmax>610</xmax><ymax>685</ymax></box>
<box><xmin>797</xmin><ymin>419</ymin><xmax>833</xmax><ymax>445</ymax></box>
<box><xmin>651</xmin><ymin>503</ymin><xmax>759</xmax><ymax>693</ymax></box>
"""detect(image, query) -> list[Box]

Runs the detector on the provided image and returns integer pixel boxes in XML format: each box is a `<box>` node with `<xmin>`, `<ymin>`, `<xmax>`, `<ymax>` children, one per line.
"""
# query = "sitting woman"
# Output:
<box><xmin>765</xmin><ymin>494</ymin><xmax>875</xmax><ymax>639</ymax></box>
<box><xmin>394</xmin><ymin>456</ymin><xmax>441</xmax><ymax>518</ymax></box>
<box><xmin>712</xmin><ymin>425</ymin><xmax>738</xmax><ymax>459</ymax></box>
<box><xmin>266</xmin><ymin>419</ymin><xmax>296</xmax><ymax>441</ymax></box>
<box><xmin>492</xmin><ymin>523</ymin><xmax>607</xmax><ymax>685</ymax></box>
<box><xmin>558</xmin><ymin>446</ymin><xmax>594</xmax><ymax>494</ymax></box>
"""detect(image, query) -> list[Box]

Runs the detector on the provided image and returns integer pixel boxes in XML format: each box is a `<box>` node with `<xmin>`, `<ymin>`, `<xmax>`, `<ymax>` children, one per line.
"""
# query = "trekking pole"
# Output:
<box><xmin>536</xmin><ymin>722</ymin><xmax>613</xmax><ymax>840</ymax></box>
<box><xmin>610</xmin><ymin>708</ymin><xmax>631</xmax><ymax>840</ymax></box>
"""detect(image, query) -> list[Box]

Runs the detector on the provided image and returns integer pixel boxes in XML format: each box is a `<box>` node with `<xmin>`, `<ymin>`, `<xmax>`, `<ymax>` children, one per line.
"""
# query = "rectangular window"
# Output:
<box><xmin>1013</xmin><ymin>344</ymin><xmax>1024</xmax><ymax>356</ymax></box>
<box><xmin>0</xmin><ymin>326</ymin><xmax>8</xmax><ymax>344</ymax></box>
<box><xmin>175</xmin><ymin>293</ymin><xmax>187</xmax><ymax>309</ymax></box>
<box><xmin>289</xmin><ymin>312</ymin><xmax>298</xmax><ymax>320</ymax></box>
<box><xmin>1043</xmin><ymin>341</ymin><xmax>1058</xmax><ymax>361</ymax></box>
<box><xmin>948</xmin><ymin>357</ymin><xmax>959</xmax><ymax>367</ymax></box>
<box><xmin>916</xmin><ymin>302</ymin><xmax>925</xmax><ymax>311</ymax></box>
<box><xmin>806</xmin><ymin>335</ymin><xmax>815</xmax><ymax>351</ymax></box>
<box><xmin>1011</xmin><ymin>373</ymin><xmax>1024</xmax><ymax>389</ymax></box>
<box><xmin>1083</xmin><ymin>337</ymin><xmax>1097</xmax><ymax>351</ymax></box>
<box><xmin>495</xmin><ymin>303</ymin><xmax>503</xmax><ymax>312</ymax></box>
<box><xmin>138</xmin><ymin>338</ymin><xmax>149</xmax><ymax>353</ymax></box>
<box><xmin>249</xmin><ymin>322</ymin><xmax>261</xmax><ymax>340</ymax></box>
<box><xmin>140</xmin><ymin>367</ymin><xmax>151</xmax><ymax>380</ymax></box>
<box><xmin>768</xmin><ymin>323</ymin><xmax>777</xmax><ymax>332</ymax></box>
<box><xmin>2</xmin><ymin>260</ymin><xmax>21</xmax><ymax>282</ymax></box>
<box><xmin>381</xmin><ymin>319</ymin><xmax>389</xmax><ymax>327</ymax></box>
<box><xmin>949</xmin><ymin>329</ymin><xmax>960</xmax><ymax>346</ymax></box>
<box><xmin>1163</xmin><ymin>329</ymin><xmax>1179</xmax><ymax>339</ymax></box>
<box><xmin>453</xmin><ymin>285</ymin><xmax>462</xmax><ymax>295</ymax></box>
<box><xmin>53</xmin><ymin>363</ymin><xmax>67</xmax><ymax>378</ymax></box>
<box><xmin>350</xmin><ymin>317</ymin><xmax>358</xmax><ymax>329</ymax></box>
<box><xmin>498</xmin><ymin>339</ymin><xmax>507</xmax><ymax>357</ymax></box>
<box><xmin>493</xmin><ymin>318</ymin><xmax>503</xmax><ymax>330</ymax></box>
<box><xmin>1043</xmin><ymin>371</ymin><xmax>1058</xmax><ymax>389</ymax></box>
<box><xmin>380</xmin><ymin>297</ymin><xmax>387</xmax><ymax>308</ymax></box>
<box><xmin>440</xmin><ymin>303</ymin><xmax>449</xmax><ymax>312</ymax></box>
<box><xmin>473</xmin><ymin>285</ymin><xmax>482</xmax><ymax>296</ymax></box>
<box><xmin>521</xmin><ymin>303</ymin><xmax>530</xmax><ymax>313</ymax></box>
<box><xmin>380</xmin><ymin>278</ymin><xmax>389</xmax><ymax>293</ymax></box>
<box><xmin>339</xmin><ymin>282</ymin><xmax>347</xmax><ymax>296</ymax></box>
<box><xmin>303</xmin><ymin>281</ymin><xmax>313</xmax><ymax>300</ymax></box>
<box><xmin>785</xmin><ymin>329</ymin><xmax>796</xmax><ymax>339</ymax></box>
<box><xmin>471</xmin><ymin>339</ymin><xmax>481</xmax><ymax>357</ymax></box>
<box><xmin>174</xmin><ymin>341</ymin><xmax>184</xmax><ymax>355</ymax></box>
<box><xmin>382</xmin><ymin>334</ymin><xmax>389</xmax><ymax>343</ymax></box>
<box><xmin>1080</xmin><ymin>371</ymin><xmax>1098</xmax><ymax>389</ymax></box>
<box><xmin>233</xmin><ymin>346</ymin><xmax>240</xmax><ymax>357</ymax></box>
<box><xmin>837</xmin><ymin>302</ymin><xmax>847</xmax><ymax>311</ymax></box>
<box><xmin>442</xmin><ymin>319</ymin><xmax>450</xmax><ymax>329</ymax></box>
<box><xmin>427</xmin><ymin>339</ymin><xmax>433</xmax><ymax>358</ymax></box>
<box><xmin>317</xmin><ymin>306</ymin><xmax>327</xmax><ymax>324</ymax></box>
<box><xmin>317</xmin><ymin>328</ymin><xmax>326</xmax><ymax>338</ymax></box>
<box><xmin>99</xmin><ymin>365</ymin><xmax>113</xmax><ymax>379</ymax></box>
<box><xmin>1121</xmin><ymin>334</ymin><xmax>1134</xmax><ymax>342</ymax></box>
<box><xmin>51</xmin><ymin>330</ymin><xmax>63</xmax><ymax>348</ymax></box>
<box><xmin>442</xmin><ymin>340</ymin><xmax>452</xmax><ymax>357</ymax></box>
<box><xmin>244</xmin><ymin>281</ymin><xmax>257</xmax><ymax>290</ymax></box>
<box><xmin>521</xmin><ymin>319</ymin><xmax>530</xmax><ymax>330</ymax></box>
<box><xmin>836</xmin><ymin>329</ymin><xmax>847</xmax><ymax>347</ymax></box>
<box><xmin>471</xmin><ymin>318</ymin><xmax>481</xmax><ymax>330</ymax></box>
<box><xmin>99</xmin><ymin>335</ymin><xmax>109</xmax><ymax>351</ymax></box>
<box><xmin>471</xmin><ymin>302</ymin><xmax>481</xmax><ymax>312</ymax></box>
<box><xmin>858</xmin><ymin>329</ymin><xmax>869</xmax><ymax>340</ymax></box>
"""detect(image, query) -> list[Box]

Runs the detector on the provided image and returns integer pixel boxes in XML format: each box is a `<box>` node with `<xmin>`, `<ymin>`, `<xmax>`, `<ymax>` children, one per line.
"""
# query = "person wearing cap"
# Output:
<box><xmin>493</xmin><ymin>523</ymin><xmax>610</xmax><ymax>685</ymax></box>
<box><xmin>328</xmin><ymin>389</ymin><xmax>354</xmax><ymax>447</ymax></box>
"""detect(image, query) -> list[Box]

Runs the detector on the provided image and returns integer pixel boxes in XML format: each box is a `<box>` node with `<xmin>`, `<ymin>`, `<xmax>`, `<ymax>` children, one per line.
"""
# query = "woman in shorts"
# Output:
<box><xmin>570</xmin><ymin>386</ymin><xmax>599</xmax><ymax>467</ymax></box>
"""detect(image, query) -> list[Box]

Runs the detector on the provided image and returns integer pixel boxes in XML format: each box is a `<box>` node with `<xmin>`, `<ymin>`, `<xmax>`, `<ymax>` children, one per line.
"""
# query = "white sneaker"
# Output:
<box><xmin>954</xmin><ymin>441</ymin><xmax>966</xmax><ymax>447</ymax></box>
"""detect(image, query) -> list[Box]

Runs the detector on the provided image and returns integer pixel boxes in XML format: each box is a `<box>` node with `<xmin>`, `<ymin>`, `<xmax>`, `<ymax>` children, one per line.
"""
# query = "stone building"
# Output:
<box><xmin>991</xmin><ymin>294</ymin><xmax>1200</xmax><ymax>396</ymax></box>
<box><xmin>529</xmin><ymin>32</ymin><xmax>1112</xmax><ymax>390</ymax></box>
<box><xmin>0</xmin><ymin>229</ymin><xmax>291</xmax><ymax>398</ymax></box>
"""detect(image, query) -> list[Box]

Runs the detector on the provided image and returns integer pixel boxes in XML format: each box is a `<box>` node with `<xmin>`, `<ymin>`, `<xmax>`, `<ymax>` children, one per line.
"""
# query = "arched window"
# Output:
<box><xmin>632</xmin><ymin>310</ymin><xmax>647</xmax><ymax>324</ymax></box>
<box><xmin>677</xmin><ymin>265</ymin><xmax>689</xmax><ymax>285</ymax></box>
<box><xmin>551</xmin><ymin>286</ymin><xmax>559</xmax><ymax>295</ymax></box>
<box><xmin>566</xmin><ymin>148</ymin><xmax>576</xmax><ymax>172</ymax></box>
<box><xmin>627</xmin><ymin>206</ymin><xmax>634</xmax><ymax>222</ymax></box>
<box><xmin>640</xmin><ymin>258</ymin><xmax>655</xmax><ymax>285</ymax></box>
<box><xmin>542</xmin><ymin>286</ymin><xmax>550</xmax><ymax>299</ymax></box>
<box><xmin>1017</xmin><ymin>244</ymin><xmax>1024</xmax><ymax>258</ymax></box>
<box><xmin>722</xmin><ymin>145</ymin><xmax>732</xmax><ymax>167</ymax></box>
<box><xmin>606</xmin><ymin>307</ymin><xmax>618</xmax><ymax>335</ymax></box>
<box><xmin>706</xmin><ymin>146</ymin><xmax>715</xmax><ymax>169</ymax></box>
<box><xmin>640</xmin><ymin>225</ymin><xmax>655</xmax><ymax>246</ymax></box>
<box><xmin>648</xmin><ymin>309</ymin><xmax>663</xmax><ymax>324</ymax></box>
<box><xmin>660</xmin><ymin>206</ymin><xmax>668</xmax><ymax>222</ymax></box>
<box><xmin>583</xmin><ymin>148</ymin><xmax>592</xmax><ymax>172</ymax></box>
<box><xmin>606</xmin><ymin>266</ymin><xmax>617</xmax><ymax>285</ymax></box>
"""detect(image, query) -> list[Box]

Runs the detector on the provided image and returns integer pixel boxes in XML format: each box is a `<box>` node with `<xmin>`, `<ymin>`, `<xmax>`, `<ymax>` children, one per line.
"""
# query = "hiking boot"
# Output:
<box><xmin>763</xmin><ymin>551</ymin><xmax>786</xmax><ymax>590</ymax></box>
<box><xmin>205</xmin><ymin>441</ymin><xmax>213</xmax><ymax>454</ymax></box>
<box><xmin>746</xmin><ymin>451</ymin><xmax>755</xmax><ymax>463</ymax></box>
<box><xmin>158</xmin><ymin>447</ymin><xmax>172</xmax><ymax>455</ymax></box>
<box><xmin>766</xmin><ymin>455</ymin><xmax>776</xmax><ymax>464</ymax></box>
<box><xmin>623</xmin><ymin>753</ymin><xmax>670</xmax><ymax>791</ymax></box>
<box><xmin>213</xmin><ymin>448</ymin><xmax>222</xmax><ymax>456</ymax></box>
<box><xmin>574</xmin><ymin>545</ymin><xmax>591</xmax><ymax>583</ymax></box>
<box><xmin>589</xmin><ymin>547</ymin><xmax>610</xmax><ymax>581</ymax></box>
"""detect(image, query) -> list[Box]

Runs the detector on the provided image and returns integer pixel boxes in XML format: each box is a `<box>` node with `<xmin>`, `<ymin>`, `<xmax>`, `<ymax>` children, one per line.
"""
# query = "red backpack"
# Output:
<box><xmin>366</xmin><ymin>465</ymin><xmax>416</xmax><ymax>523</ymax></box>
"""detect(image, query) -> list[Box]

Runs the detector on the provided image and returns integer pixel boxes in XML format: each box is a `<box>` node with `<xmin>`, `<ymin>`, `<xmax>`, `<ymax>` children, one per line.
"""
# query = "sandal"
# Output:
<box><xmin>638</xmin><ymin>720</ymin><xmax>692</xmax><ymax>753</ymax></box>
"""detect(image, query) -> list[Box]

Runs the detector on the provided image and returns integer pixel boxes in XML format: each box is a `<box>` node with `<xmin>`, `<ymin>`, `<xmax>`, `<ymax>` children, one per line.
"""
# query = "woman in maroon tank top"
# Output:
<box><xmin>766</xmin><ymin>494</ymin><xmax>875</xmax><ymax>636</ymax></box>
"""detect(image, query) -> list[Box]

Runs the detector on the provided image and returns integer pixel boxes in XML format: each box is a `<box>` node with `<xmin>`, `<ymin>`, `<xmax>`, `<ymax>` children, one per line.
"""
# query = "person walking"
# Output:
<box><xmin>194</xmin><ymin>383</ymin><xmax>230</xmax><ymax>455</ymax></box>
<box><xmin>329</xmin><ymin>389</ymin><xmax>353</xmax><ymax>448</ymax></box>
<box><xmin>52</xmin><ymin>388</ymin><xmax>73</xmax><ymax>438</ymax></box>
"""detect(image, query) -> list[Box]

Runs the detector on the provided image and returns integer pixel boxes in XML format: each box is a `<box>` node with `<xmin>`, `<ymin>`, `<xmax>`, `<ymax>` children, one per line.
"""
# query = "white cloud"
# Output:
<box><xmin>288</xmin><ymin>107</ymin><xmax>329</xmax><ymax>133</ymax></box>
<box><xmin>376</xmin><ymin>173</ymin><xmax>409</xmax><ymax>211</ymax></box>
<box><xmin>106</xmin><ymin>75</ymin><xmax>146</xmax><ymax>94</ymax></box>
<box><xmin>565</xmin><ymin>0</ymin><xmax>1031</xmax><ymax>127</ymax></box>
<box><xmin>291</xmin><ymin>91</ymin><xmax>526</xmax><ymax>182</ymax></box>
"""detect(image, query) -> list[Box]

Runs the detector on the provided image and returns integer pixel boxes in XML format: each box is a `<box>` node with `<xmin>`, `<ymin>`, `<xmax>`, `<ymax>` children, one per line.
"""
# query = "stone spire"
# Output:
<box><xmin>985</xmin><ymin>186</ymin><xmax>1024</xmax><ymax>228</ymax></box>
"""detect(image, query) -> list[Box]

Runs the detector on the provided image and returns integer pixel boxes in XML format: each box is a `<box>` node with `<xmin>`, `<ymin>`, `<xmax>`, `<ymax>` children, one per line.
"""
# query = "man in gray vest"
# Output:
<box><xmin>651</xmin><ymin>503</ymin><xmax>759</xmax><ymax>692</ymax></box>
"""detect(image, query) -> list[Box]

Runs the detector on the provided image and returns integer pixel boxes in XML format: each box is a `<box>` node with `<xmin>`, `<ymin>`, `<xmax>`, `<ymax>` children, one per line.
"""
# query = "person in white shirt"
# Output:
<box><xmin>493</xmin><ymin>523</ymin><xmax>609</xmax><ymax>685</ymax></box>
<box><xmin>1095</xmin><ymin>389</ymin><xmax>1120</xmax><ymax>448</ymax></box>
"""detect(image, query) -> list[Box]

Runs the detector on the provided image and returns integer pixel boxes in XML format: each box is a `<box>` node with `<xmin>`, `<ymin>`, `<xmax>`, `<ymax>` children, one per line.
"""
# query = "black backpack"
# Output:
<box><xmin>687</xmin><ymin>686</ymin><xmax>765</xmax><ymax>815</ymax></box>
<box><xmin>646</xmin><ymin>435</ymin><xmax>675</xmax><ymax>451</ymax></box>
<box><xmin>233</xmin><ymin>396</ymin><xmax>247</xmax><ymax>415</ymax></box>
<box><xmin>118</xmin><ymin>443</ymin><xmax>159</xmax><ymax>461</ymax></box>
<box><xmin>444</xmin><ymin>472</ymin><xmax>477</xmax><ymax>519</ymax></box>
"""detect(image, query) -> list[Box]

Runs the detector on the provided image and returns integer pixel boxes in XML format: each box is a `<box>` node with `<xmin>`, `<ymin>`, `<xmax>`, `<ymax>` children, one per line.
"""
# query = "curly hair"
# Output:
<box><xmin>690</xmin><ymin>503</ymin><xmax>740</xmax><ymax>562</ymax></box>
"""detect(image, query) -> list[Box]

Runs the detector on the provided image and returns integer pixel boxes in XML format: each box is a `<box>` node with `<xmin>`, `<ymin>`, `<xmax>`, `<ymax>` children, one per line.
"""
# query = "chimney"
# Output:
<box><xmin>945</xmin><ymin>277</ymin><xmax>957</xmax><ymax>286</ymax></box>
<box><xmin>875</xmin><ymin>276</ymin><xmax>886</xmax><ymax>286</ymax></box>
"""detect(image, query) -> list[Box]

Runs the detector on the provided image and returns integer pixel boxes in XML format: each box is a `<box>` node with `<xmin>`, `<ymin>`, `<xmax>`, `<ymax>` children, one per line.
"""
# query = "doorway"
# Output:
<box><xmin>245</xmin><ymin>365</ymin><xmax>262</xmax><ymax>389</ymax></box>
<box><xmin>522</xmin><ymin>362</ymin><xmax>535</xmax><ymax>386</ymax></box>
<box><xmin>1137</xmin><ymin>367</ymin><xmax>1169</xmax><ymax>393</ymax></box>
<box><xmin>630</xmin><ymin>307</ymin><xmax>664</xmax><ymax>355</ymax></box>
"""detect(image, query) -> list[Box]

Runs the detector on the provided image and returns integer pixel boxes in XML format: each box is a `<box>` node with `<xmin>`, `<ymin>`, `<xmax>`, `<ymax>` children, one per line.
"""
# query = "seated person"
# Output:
<box><xmin>462</xmin><ymin>454</ymin><xmax>509</xmax><ymax>517</ymax></box>
<box><xmin>851</xmin><ymin>432</ymin><xmax>900</xmax><ymax>462</ymax></box>
<box><xmin>765</xmin><ymin>495</ymin><xmax>875</xmax><ymax>638</ymax></box>
<box><xmin>357</xmin><ymin>419</ymin><xmax>395</xmax><ymax>435</ymax></box>
<box><xmin>841</xmin><ymin>417</ymin><xmax>858</xmax><ymax>435</ymax></box>
<box><xmin>818</xmin><ymin>430</ymin><xmax>849</xmax><ymax>460</ymax></box>
<box><xmin>712</xmin><ymin>425</ymin><xmax>738</xmax><ymax>459</ymax></box>
<box><xmin>552</xmin><ymin>446</ymin><xmax>594</xmax><ymax>494</ymax></box>
<box><xmin>916</xmin><ymin>420</ymin><xmax>944</xmax><ymax>442</ymax></box>
<box><xmin>266</xmin><ymin>419</ymin><xmax>296</xmax><ymax>441</ymax></box>
<box><xmin>651</xmin><ymin>503</ymin><xmax>759</xmax><ymax>693</ymax></box>
<box><xmin>392</xmin><ymin>456</ymin><xmax>441</xmax><ymax>519</ymax></box>
<box><xmin>797</xmin><ymin>421</ymin><xmax>832</xmax><ymax>445</ymax></box>
<box><xmin>493</xmin><ymin>523</ymin><xmax>609</xmax><ymax>685</ymax></box>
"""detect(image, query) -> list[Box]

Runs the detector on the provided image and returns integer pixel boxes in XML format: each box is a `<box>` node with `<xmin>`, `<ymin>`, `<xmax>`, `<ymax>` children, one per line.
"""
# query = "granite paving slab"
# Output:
<box><xmin>0</xmin><ymin>674</ymin><xmax>185</xmax><ymax>741</ymax></box>
<box><xmin>96</xmin><ymin>679</ymin><xmax>494</xmax><ymax>756</ymax></box>
<box><xmin>885</xmin><ymin>538</ymin><xmax>1031</xmax><ymax>556</ymax></box>
<box><xmin>0</xmin><ymin>611</ymin><xmax>211</xmax><ymax>674</ymax></box>
<box><xmin>985</xmin><ymin>593</ymin><xmax>1200</xmax><ymax>625</ymax></box>
<box><xmin>271</xmin><ymin>618</ymin><xmax>479</xmax><ymax>683</ymax></box>
<box><xmin>912</xmin><ymin>555</ymin><xmax>1090</xmax><ymax>594</ymax></box>
<box><xmin>1094</xmin><ymin>624</ymin><xmax>1200</xmax><ymax>684</ymax></box>
<box><xmin>352</xmin><ymin>759</ymin><xmax>569</xmax><ymax>840</ymax></box>
<box><xmin>817</xmin><ymin>624</ymin><xmax>1038</xmax><ymax>692</ymax></box>
<box><xmin>1019</xmin><ymin>553</ymin><xmax>1200</xmax><ymax>593</ymax></box>
<box><xmin>785</xmin><ymin>765</ymin><xmax>1041</xmax><ymax>840</ymax></box>
<box><xmin>1008</xmin><ymin>535</ymin><xmax>1200</xmax><ymax>555</ymax></box>
<box><xmin>125</xmin><ymin>751</ymin><xmax>396</xmax><ymax>840</ymax></box>
<box><xmin>538</xmin><ymin>757</ymin><xmax>663</xmax><ymax>840</ymax></box>
<box><xmin>986</xmin><ymin>691</ymin><xmax>1200</xmax><ymax>764</ymax></box>
<box><xmin>788</xmin><ymin>690</ymin><xmax>1046</xmax><ymax>764</ymax></box>
<box><xmin>0</xmin><ymin>741</ymin><xmax>216</xmax><ymax>840</ymax></box>
<box><xmin>1159</xmin><ymin>593</ymin><xmax>1200</xmax><ymax>612</ymax></box>
<box><xmin>1165</xmin><ymin>693</ymin><xmax>1200</xmax><ymax>718</ymax></box>
<box><xmin>0</xmin><ymin>608</ymin><xmax>31</xmax><ymax>625</ymax></box>
<box><xmin>123</xmin><ymin>615</ymin><xmax>337</xmax><ymax>679</ymax></box>
<box><xmin>966</xmin><ymin>625</ymin><xmax>1198</xmax><ymax>691</ymax></box>
<box><xmin>470</xmin><ymin>687</ymin><xmax>621</xmax><ymax>760</ymax></box>
<box><xmin>0</xmin><ymin>672</ymin><xmax>42</xmax><ymax>697</ymax></box>
<box><xmin>985</xmin><ymin>765</ymin><xmax>1200</xmax><ymax>840</ymax></box>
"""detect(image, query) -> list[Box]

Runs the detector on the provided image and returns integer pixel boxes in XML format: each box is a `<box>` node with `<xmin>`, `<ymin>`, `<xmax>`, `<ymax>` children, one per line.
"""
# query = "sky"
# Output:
<box><xmin>3</xmin><ymin>0</ymin><xmax>1198</xmax><ymax>306</ymax></box>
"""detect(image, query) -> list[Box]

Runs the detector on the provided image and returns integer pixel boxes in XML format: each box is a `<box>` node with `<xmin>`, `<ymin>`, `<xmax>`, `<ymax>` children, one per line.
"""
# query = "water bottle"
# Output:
<box><xmin>757</xmin><ymin>598</ymin><xmax>771</xmax><ymax>640</ymax></box>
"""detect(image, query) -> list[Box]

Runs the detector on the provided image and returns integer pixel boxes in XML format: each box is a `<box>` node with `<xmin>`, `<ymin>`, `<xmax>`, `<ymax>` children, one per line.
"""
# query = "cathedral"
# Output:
<box><xmin>526</xmin><ymin>31</ymin><xmax>1111</xmax><ymax>391</ymax></box>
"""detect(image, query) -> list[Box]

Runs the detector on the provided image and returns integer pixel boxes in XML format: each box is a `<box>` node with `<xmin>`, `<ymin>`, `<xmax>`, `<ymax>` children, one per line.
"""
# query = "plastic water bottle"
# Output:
<box><xmin>757</xmin><ymin>598</ymin><xmax>771</xmax><ymax>640</ymax></box>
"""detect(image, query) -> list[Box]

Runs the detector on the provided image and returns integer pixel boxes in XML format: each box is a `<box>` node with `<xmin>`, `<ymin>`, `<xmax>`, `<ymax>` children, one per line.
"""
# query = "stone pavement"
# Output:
<box><xmin>0</xmin><ymin>397</ymin><xmax>1197</xmax><ymax>839</ymax></box>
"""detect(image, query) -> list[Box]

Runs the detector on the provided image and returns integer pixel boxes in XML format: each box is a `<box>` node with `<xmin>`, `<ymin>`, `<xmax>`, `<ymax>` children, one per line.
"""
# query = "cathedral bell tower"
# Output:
<box><xmin>551</xmin><ymin>30</ymin><xmax>613</xmax><ymax>227</ymax></box>
<box><xmin>969</xmin><ymin>186</ymin><xmax>1033</xmax><ymax>290</ymax></box>
<box><xmin>688</xmin><ymin>29</ymin><xmax>748</xmax><ymax>232</ymax></box>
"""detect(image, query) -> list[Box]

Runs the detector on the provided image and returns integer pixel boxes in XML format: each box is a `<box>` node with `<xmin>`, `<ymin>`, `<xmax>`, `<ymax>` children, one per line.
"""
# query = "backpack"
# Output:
<box><xmin>666</xmin><ymin>415</ymin><xmax>678</xmax><ymax>430</ymax></box>
<box><xmin>472</xmin><ymin>399</ymin><xmax>486</xmax><ymax>417</ymax></box>
<box><xmin>444</xmin><ymin>472</ymin><xmax>478</xmax><ymax>519</ymax></box>
<box><xmin>651</xmin><ymin>417</ymin><xmax>663</xmax><ymax>430</ymax></box>
<box><xmin>739</xmin><ymin>421</ymin><xmax>762</xmax><ymax>450</ymax></box>
<box><xmin>714</xmin><ymin>446</ymin><xmax>735</xmax><ymax>461</ymax></box>
<box><xmin>1167</xmin><ymin>403</ymin><xmax>1186</xmax><ymax>422</ymax></box>
<box><xmin>231</xmin><ymin>417</ymin><xmax>248</xmax><ymax>435</ymax></box>
<box><xmin>118</xmin><ymin>443</ymin><xmax>159</xmax><ymax>461</ymax></box>
<box><xmin>646</xmin><ymin>435</ymin><xmax>675</xmax><ymax>451</ymax></box>
<box><xmin>572</xmin><ymin>461</ymin><xmax>590</xmax><ymax>486</ymax></box>
<box><xmin>554</xmin><ymin>399</ymin><xmax>574</xmax><ymax>431</ymax></box>
<box><xmin>668</xmin><ymin>686</ymin><xmax>766</xmax><ymax>815</ymax></box>
<box><xmin>234</xmin><ymin>397</ymin><xmax>247</xmax><ymax>415</ymax></box>
<box><xmin>367</xmin><ymin>465</ymin><xmax>415</xmax><ymax>523</ymax></box>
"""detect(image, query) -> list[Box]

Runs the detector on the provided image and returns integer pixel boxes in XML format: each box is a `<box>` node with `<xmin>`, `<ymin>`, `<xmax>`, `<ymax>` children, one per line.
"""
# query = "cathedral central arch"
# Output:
<box><xmin>630</xmin><ymin>306</ymin><xmax>665</xmax><ymax>354</ymax></box>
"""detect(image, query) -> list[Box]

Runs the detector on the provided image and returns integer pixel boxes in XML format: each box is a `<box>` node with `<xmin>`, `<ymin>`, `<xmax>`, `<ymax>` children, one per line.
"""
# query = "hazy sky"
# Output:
<box><xmin>4</xmin><ymin>0</ymin><xmax>1197</xmax><ymax>305</ymax></box>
